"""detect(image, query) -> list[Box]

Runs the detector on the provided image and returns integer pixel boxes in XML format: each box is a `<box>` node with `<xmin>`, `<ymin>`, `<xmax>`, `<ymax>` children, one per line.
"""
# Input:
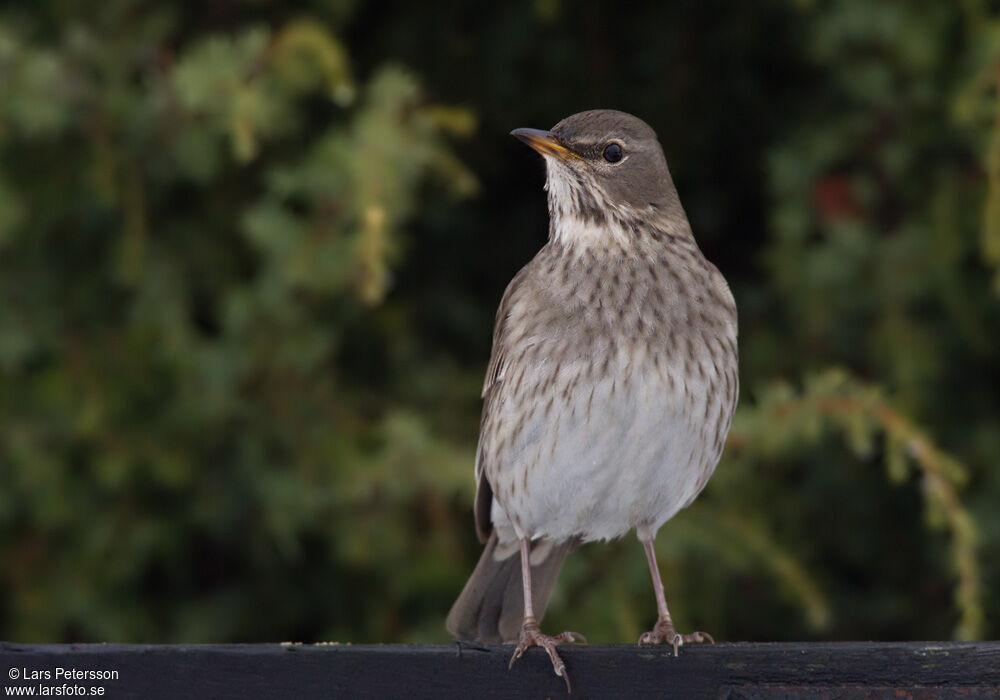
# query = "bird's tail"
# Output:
<box><xmin>446</xmin><ymin>532</ymin><xmax>577</xmax><ymax>644</ymax></box>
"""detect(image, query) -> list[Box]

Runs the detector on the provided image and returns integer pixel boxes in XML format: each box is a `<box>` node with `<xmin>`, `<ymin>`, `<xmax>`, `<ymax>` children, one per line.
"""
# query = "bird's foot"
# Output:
<box><xmin>638</xmin><ymin>618</ymin><xmax>713</xmax><ymax>657</ymax></box>
<box><xmin>509</xmin><ymin>619</ymin><xmax>586</xmax><ymax>692</ymax></box>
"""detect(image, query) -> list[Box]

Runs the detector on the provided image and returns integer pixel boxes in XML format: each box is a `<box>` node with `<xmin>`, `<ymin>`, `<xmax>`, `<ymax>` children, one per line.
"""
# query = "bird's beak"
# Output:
<box><xmin>510</xmin><ymin>128</ymin><xmax>580</xmax><ymax>160</ymax></box>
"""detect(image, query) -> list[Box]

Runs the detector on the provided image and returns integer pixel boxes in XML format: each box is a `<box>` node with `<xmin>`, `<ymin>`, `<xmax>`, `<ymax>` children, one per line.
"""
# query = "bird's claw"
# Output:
<box><xmin>509</xmin><ymin>622</ymin><xmax>586</xmax><ymax>692</ymax></box>
<box><xmin>638</xmin><ymin>620</ymin><xmax>714</xmax><ymax>656</ymax></box>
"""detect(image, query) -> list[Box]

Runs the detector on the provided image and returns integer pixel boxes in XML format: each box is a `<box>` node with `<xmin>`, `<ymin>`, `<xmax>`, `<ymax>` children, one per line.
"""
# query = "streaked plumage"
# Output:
<box><xmin>447</xmin><ymin>110</ymin><xmax>738</xmax><ymax>689</ymax></box>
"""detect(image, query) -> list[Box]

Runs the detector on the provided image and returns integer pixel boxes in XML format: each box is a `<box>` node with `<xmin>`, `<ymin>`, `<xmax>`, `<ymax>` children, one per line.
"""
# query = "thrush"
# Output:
<box><xmin>446</xmin><ymin>110</ymin><xmax>739</xmax><ymax>690</ymax></box>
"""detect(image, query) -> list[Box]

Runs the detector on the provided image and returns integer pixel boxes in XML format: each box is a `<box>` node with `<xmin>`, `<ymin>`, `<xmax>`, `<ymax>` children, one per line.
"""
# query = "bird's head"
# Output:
<box><xmin>511</xmin><ymin>110</ymin><xmax>685</xmax><ymax>245</ymax></box>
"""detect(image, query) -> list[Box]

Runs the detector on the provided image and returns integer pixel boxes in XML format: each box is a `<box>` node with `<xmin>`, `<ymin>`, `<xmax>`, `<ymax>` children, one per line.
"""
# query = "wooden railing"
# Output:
<box><xmin>2</xmin><ymin>641</ymin><xmax>998</xmax><ymax>698</ymax></box>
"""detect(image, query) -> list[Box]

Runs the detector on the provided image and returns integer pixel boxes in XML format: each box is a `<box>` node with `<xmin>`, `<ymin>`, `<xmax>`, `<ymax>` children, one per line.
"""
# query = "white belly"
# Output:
<box><xmin>489</xmin><ymin>344</ymin><xmax>726</xmax><ymax>543</ymax></box>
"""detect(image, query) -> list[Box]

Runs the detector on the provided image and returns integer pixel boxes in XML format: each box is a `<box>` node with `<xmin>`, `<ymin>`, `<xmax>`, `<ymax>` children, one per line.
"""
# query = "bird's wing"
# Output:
<box><xmin>473</xmin><ymin>470</ymin><xmax>494</xmax><ymax>543</ymax></box>
<box><xmin>473</xmin><ymin>265</ymin><xmax>532</xmax><ymax>542</ymax></box>
<box><xmin>482</xmin><ymin>267</ymin><xmax>527</xmax><ymax>398</ymax></box>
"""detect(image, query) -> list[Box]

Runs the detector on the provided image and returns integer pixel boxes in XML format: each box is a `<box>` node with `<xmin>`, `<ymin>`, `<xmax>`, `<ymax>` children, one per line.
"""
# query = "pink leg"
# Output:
<box><xmin>508</xmin><ymin>538</ymin><xmax>586</xmax><ymax>691</ymax></box>
<box><xmin>637</xmin><ymin>533</ymin><xmax>714</xmax><ymax>656</ymax></box>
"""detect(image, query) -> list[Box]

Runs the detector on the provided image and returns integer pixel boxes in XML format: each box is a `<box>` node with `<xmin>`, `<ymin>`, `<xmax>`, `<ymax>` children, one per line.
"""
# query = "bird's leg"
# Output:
<box><xmin>637</xmin><ymin>533</ymin><xmax>714</xmax><ymax>656</ymax></box>
<box><xmin>508</xmin><ymin>537</ymin><xmax>586</xmax><ymax>692</ymax></box>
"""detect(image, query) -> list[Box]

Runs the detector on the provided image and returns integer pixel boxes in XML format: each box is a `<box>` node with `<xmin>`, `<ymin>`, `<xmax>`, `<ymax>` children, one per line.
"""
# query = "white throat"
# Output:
<box><xmin>544</xmin><ymin>160</ymin><xmax>630</xmax><ymax>249</ymax></box>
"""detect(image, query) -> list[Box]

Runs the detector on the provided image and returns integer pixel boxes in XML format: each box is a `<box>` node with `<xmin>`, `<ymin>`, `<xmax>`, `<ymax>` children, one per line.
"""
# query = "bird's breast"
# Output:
<box><xmin>482</xmin><ymin>241</ymin><xmax>738</xmax><ymax>543</ymax></box>
<box><xmin>485</xmin><ymin>304</ymin><xmax>736</xmax><ymax>543</ymax></box>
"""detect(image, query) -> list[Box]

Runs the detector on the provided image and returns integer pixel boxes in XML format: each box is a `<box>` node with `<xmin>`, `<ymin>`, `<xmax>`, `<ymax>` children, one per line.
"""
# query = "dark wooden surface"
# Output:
<box><xmin>2</xmin><ymin>642</ymin><xmax>999</xmax><ymax>699</ymax></box>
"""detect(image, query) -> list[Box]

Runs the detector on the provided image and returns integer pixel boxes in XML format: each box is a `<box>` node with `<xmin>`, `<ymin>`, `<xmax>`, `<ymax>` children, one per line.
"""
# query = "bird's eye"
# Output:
<box><xmin>602</xmin><ymin>143</ymin><xmax>623</xmax><ymax>163</ymax></box>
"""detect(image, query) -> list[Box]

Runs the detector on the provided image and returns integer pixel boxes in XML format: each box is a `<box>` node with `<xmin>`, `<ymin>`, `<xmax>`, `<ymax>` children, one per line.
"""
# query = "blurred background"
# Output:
<box><xmin>1</xmin><ymin>0</ymin><xmax>998</xmax><ymax>645</ymax></box>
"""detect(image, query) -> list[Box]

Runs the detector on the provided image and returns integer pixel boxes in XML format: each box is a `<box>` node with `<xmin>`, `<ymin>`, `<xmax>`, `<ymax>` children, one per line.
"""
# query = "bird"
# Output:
<box><xmin>446</xmin><ymin>110</ymin><xmax>739</xmax><ymax>691</ymax></box>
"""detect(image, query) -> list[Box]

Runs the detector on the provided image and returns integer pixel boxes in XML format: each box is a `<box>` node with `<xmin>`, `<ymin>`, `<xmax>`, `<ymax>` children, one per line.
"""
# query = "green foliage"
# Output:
<box><xmin>0</xmin><ymin>3</ymin><xmax>475</xmax><ymax>642</ymax></box>
<box><xmin>1</xmin><ymin>0</ymin><xmax>998</xmax><ymax>646</ymax></box>
<box><xmin>955</xmin><ymin>2</ymin><xmax>1000</xmax><ymax>293</ymax></box>
<box><xmin>731</xmin><ymin>369</ymin><xmax>980</xmax><ymax>639</ymax></box>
